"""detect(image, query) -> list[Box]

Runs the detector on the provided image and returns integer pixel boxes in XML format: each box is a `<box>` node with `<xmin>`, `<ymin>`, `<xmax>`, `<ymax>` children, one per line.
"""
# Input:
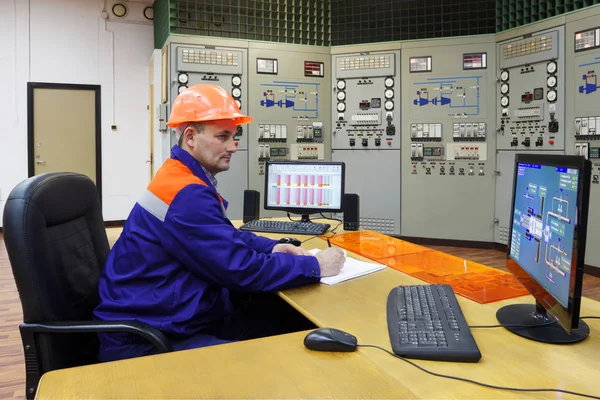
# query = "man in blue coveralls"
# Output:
<box><xmin>94</xmin><ymin>84</ymin><xmax>345</xmax><ymax>362</ymax></box>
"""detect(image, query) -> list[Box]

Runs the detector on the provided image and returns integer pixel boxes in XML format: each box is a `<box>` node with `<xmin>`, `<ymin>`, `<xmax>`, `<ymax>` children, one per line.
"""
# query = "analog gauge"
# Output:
<box><xmin>547</xmin><ymin>90</ymin><xmax>557</xmax><ymax>102</ymax></box>
<box><xmin>232</xmin><ymin>87</ymin><xmax>242</xmax><ymax>98</ymax></box>
<box><xmin>384</xmin><ymin>77</ymin><xmax>394</xmax><ymax>88</ymax></box>
<box><xmin>500</xmin><ymin>83</ymin><xmax>509</xmax><ymax>94</ymax></box>
<box><xmin>500</xmin><ymin>70</ymin><xmax>509</xmax><ymax>82</ymax></box>
<box><xmin>384</xmin><ymin>100</ymin><xmax>394</xmax><ymax>111</ymax></box>
<box><xmin>500</xmin><ymin>96</ymin><xmax>509</xmax><ymax>107</ymax></box>
<box><xmin>337</xmin><ymin>91</ymin><xmax>346</xmax><ymax>101</ymax></box>
<box><xmin>337</xmin><ymin>102</ymin><xmax>346</xmax><ymax>112</ymax></box>
<box><xmin>178</xmin><ymin>85</ymin><xmax>187</xmax><ymax>94</ymax></box>
<box><xmin>547</xmin><ymin>61</ymin><xmax>557</xmax><ymax>74</ymax></box>
<box><xmin>547</xmin><ymin>76</ymin><xmax>557</xmax><ymax>88</ymax></box>
<box><xmin>178</xmin><ymin>73</ymin><xmax>189</xmax><ymax>84</ymax></box>
<box><xmin>385</xmin><ymin>89</ymin><xmax>394</xmax><ymax>99</ymax></box>
<box><xmin>235</xmin><ymin>99</ymin><xmax>242</xmax><ymax>110</ymax></box>
<box><xmin>337</xmin><ymin>80</ymin><xmax>346</xmax><ymax>90</ymax></box>
<box><xmin>231</xmin><ymin>75</ymin><xmax>241</xmax><ymax>86</ymax></box>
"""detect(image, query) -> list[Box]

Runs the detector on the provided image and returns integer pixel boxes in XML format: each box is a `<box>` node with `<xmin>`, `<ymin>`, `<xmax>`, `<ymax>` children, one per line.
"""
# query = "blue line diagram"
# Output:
<box><xmin>579</xmin><ymin>73</ymin><xmax>599</xmax><ymax>94</ymax></box>
<box><xmin>578</xmin><ymin>57</ymin><xmax>600</xmax><ymax>95</ymax></box>
<box><xmin>259</xmin><ymin>81</ymin><xmax>320</xmax><ymax>119</ymax></box>
<box><xmin>413</xmin><ymin>76</ymin><xmax>483</xmax><ymax>117</ymax></box>
<box><xmin>577</xmin><ymin>55</ymin><xmax>600</xmax><ymax>68</ymax></box>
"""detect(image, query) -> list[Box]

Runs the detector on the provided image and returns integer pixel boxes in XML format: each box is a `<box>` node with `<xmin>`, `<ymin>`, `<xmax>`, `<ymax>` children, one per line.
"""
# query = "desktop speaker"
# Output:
<box><xmin>343</xmin><ymin>193</ymin><xmax>360</xmax><ymax>231</ymax></box>
<box><xmin>243</xmin><ymin>190</ymin><xmax>260</xmax><ymax>223</ymax></box>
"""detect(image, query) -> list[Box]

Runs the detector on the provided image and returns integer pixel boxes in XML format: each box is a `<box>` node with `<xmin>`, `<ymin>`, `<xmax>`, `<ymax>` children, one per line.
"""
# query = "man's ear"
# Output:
<box><xmin>184</xmin><ymin>127</ymin><xmax>196</xmax><ymax>147</ymax></box>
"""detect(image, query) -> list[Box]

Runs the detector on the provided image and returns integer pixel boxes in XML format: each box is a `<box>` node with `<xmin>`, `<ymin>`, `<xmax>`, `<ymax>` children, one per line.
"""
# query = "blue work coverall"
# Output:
<box><xmin>94</xmin><ymin>145</ymin><xmax>321</xmax><ymax>362</ymax></box>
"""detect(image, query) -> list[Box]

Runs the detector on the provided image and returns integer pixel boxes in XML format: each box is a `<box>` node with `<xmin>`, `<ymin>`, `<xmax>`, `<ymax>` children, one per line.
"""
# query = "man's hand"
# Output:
<box><xmin>272</xmin><ymin>243</ymin><xmax>312</xmax><ymax>256</ymax></box>
<box><xmin>315</xmin><ymin>248</ymin><xmax>345</xmax><ymax>277</ymax></box>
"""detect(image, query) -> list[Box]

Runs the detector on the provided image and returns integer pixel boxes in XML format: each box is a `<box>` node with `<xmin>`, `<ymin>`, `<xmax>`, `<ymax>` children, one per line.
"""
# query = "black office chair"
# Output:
<box><xmin>2</xmin><ymin>172</ymin><xmax>172</xmax><ymax>399</ymax></box>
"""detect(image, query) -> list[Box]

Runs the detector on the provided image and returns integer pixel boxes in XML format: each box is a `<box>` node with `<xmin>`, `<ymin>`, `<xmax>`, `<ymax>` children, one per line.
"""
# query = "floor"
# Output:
<box><xmin>1</xmin><ymin>233</ymin><xmax>599</xmax><ymax>399</ymax></box>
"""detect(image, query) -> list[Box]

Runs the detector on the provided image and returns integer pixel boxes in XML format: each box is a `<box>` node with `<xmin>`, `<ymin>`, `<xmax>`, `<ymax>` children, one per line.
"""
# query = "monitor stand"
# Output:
<box><xmin>496</xmin><ymin>303</ymin><xmax>589</xmax><ymax>344</ymax></box>
<box><xmin>299</xmin><ymin>214</ymin><xmax>313</xmax><ymax>223</ymax></box>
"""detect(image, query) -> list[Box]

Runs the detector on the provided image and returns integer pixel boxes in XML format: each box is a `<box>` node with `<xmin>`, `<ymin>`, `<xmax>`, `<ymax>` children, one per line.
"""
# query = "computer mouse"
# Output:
<box><xmin>303</xmin><ymin>328</ymin><xmax>357</xmax><ymax>352</ymax></box>
<box><xmin>278</xmin><ymin>237</ymin><xmax>302</xmax><ymax>247</ymax></box>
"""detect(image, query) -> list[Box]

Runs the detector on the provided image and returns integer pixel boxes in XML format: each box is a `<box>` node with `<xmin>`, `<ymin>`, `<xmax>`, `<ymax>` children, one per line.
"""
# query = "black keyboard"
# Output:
<box><xmin>239</xmin><ymin>219</ymin><xmax>330</xmax><ymax>235</ymax></box>
<box><xmin>386</xmin><ymin>284</ymin><xmax>481</xmax><ymax>362</ymax></box>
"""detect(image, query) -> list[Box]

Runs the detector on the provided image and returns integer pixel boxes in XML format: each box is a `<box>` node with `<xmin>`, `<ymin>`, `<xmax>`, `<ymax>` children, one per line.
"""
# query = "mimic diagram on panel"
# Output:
<box><xmin>578</xmin><ymin>56</ymin><xmax>600</xmax><ymax>95</ymax></box>
<box><xmin>519</xmin><ymin>185</ymin><xmax>572</xmax><ymax>285</ymax></box>
<box><xmin>413</xmin><ymin>76</ymin><xmax>483</xmax><ymax>117</ymax></box>
<box><xmin>259</xmin><ymin>81</ymin><xmax>320</xmax><ymax>119</ymax></box>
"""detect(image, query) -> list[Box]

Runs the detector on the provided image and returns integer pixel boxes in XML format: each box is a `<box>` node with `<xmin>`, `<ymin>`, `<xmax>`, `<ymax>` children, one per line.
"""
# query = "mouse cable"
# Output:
<box><xmin>358</xmin><ymin>344</ymin><xmax>600</xmax><ymax>400</ymax></box>
<box><xmin>469</xmin><ymin>321</ymin><xmax>556</xmax><ymax>329</ymax></box>
<box><xmin>470</xmin><ymin>316</ymin><xmax>600</xmax><ymax>329</ymax></box>
<box><xmin>301</xmin><ymin>222</ymin><xmax>343</xmax><ymax>245</ymax></box>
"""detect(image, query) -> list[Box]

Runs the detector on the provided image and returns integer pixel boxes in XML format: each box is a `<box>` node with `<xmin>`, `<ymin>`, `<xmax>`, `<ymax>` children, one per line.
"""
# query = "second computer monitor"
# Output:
<box><xmin>498</xmin><ymin>153</ymin><xmax>591</xmax><ymax>344</ymax></box>
<box><xmin>264</xmin><ymin>161</ymin><xmax>345</xmax><ymax>221</ymax></box>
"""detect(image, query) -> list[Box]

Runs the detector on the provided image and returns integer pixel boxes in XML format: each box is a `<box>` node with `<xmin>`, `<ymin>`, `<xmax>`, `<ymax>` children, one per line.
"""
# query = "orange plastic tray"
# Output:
<box><xmin>326</xmin><ymin>231</ymin><xmax>529</xmax><ymax>304</ymax></box>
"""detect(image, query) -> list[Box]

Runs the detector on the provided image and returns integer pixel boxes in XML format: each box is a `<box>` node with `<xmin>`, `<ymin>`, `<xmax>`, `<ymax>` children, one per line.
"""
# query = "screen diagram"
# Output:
<box><xmin>510</xmin><ymin>163</ymin><xmax>578</xmax><ymax>307</ymax></box>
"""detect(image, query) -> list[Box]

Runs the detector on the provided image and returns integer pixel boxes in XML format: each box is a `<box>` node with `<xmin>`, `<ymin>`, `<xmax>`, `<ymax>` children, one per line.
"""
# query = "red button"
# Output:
<box><xmin>387</xmin><ymin>141</ymin><xmax>392</xmax><ymax>145</ymax></box>
<box><xmin>549</xmin><ymin>140</ymin><xmax>554</xmax><ymax>145</ymax></box>
<box><xmin>235</xmin><ymin>141</ymin><xmax>239</xmax><ymax>146</ymax></box>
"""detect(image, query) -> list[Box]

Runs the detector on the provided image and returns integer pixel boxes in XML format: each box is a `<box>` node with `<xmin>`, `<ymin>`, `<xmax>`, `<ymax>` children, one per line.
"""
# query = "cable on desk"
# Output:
<box><xmin>470</xmin><ymin>316</ymin><xmax>600</xmax><ymax>329</ymax></box>
<box><xmin>319</xmin><ymin>212</ymin><xmax>343</xmax><ymax>224</ymax></box>
<box><xmin>469</xmin><ymin>321</ymin><xmax>556</xmax><ymax>329</ymax></box>
<box><xmin>358</xmin><ymin>344</ymin><xmax>600</xmax><ymax>400</ymax></box>
<box><xmin>301</xmin><ymin>222</ymin><xmax>343</xmax><ymax>245</ymax></box>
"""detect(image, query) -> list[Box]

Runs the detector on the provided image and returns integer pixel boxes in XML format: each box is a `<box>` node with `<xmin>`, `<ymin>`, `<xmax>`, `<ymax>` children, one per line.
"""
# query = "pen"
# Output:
<box><xmin>327</xmin><ymin>238</ymin><xmax>331</xmax><ymax>247</ymax></box>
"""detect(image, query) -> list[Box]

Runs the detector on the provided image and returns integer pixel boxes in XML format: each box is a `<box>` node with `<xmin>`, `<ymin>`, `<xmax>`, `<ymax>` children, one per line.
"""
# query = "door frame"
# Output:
<box><xmin>27</xmin><ymin>82</ymin><xmax>103</xmax><ymax>201</ymax></box>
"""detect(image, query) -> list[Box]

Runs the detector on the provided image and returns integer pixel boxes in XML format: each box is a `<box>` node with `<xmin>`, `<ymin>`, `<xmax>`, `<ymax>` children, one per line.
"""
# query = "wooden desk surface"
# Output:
<box><xmin>36</xmin><ymin>331</ymin><xmax>415</xmax><ymax>399</ymax></box>
<box><xmin>274</xmin><ymin>231</ymin><xmax>600</xmax><ymax>399</ymax></box>
<box><xmin>39</xmin><ymin>221</ymin><xmax>600</xmax><ymax>399</ymax></box>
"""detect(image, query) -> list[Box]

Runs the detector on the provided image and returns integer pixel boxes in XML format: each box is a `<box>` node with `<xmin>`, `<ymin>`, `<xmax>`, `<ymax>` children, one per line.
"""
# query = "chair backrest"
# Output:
<box><xmin>2</xmin><ymin>172</ymin><xmax>110</xmax><ymax>371</ymax></box>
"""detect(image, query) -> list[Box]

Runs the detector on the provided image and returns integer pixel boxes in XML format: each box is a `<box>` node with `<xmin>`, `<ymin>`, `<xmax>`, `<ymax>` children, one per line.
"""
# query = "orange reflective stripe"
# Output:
<box><xmin>148</xmin><ymin>159</ymin><xmax>208</xmax><ymax>206</ymax></box>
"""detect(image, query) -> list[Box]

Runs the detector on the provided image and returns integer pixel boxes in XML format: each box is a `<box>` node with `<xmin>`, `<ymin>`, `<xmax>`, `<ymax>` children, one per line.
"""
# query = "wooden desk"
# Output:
<box><xmin>274</xmin><ymin>232</ymin><xmax>600</xmax><ymax>399</ymax></box>
<box><xmin>36</xmin><ymin>331</ymin><xmax>414</xmax><ymax>399</ymax></box>
<box><xmin>38</xmin><ymin>221</ymin><xmax>600</xmax><ymax>399</ymax></box>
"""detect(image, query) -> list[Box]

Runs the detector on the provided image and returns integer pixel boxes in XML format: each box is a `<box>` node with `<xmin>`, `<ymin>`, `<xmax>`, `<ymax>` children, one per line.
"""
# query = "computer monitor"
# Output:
<box><xmin>264</xmin><ymin>161</ymin><xmax>345</xmax><ymax>222</ymax></box>
<box><xmin>498</xmin><ymin>154</ymin><xmax>592</xmax><ymax>344</ymax></box>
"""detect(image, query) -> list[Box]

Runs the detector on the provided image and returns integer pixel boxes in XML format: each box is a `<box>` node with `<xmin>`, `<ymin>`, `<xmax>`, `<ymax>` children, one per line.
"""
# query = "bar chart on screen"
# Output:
<box><xmin>266</xmin><ymin>163</ymin><xmax>343</xmax><ymax>209</ymax></box>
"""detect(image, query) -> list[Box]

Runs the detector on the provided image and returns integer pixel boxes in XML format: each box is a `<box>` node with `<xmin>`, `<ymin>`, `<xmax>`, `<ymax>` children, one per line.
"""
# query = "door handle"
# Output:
<box><xmin>35</xmin><ymin>160</ymin><xmax>46</xmax><ymax>165</ymax></box>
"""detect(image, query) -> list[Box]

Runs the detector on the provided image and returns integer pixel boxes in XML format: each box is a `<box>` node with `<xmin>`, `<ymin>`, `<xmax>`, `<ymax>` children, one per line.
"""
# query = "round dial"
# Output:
<box><xmin>500</xmin><ymin>70</ymin><xmax>509</xmax><ymax>82</ymax></box>
<box><xmin>231</xmin><ymin>75</ymin><xmax>241</xmax><ymax>86</ymax></box>
<box><xmin>337</xmin><ymin>91</ymin><xmax>346</xmax><ymax>101</ymax></box>
<box><xmin>385</xmin><ymin>89</ymin><xmax>394</xmax><ymax>99</ymax></box>
<box><xmin>500</xmin><ymin>83</ymin><xmax>509</xmax><ymax>94</ymax></box>
<box><xmin>231</xmin><ymin>87</ymin><xmax>242</xmax><ymax>98</ymax></box>
<box><xmin>547</xmin><ymin>61</ymin><xmax>557</xmax><ymax>74</ymax></box>
<box><xmin>500</xmin><ymin>96</ymin><xmax>509</xmax><ymax>107</ymax></box>
<box><xmin>178</xmin><ymin>85</ymin><xmax>187</xmax><ymax>94</ymax></box>
<box><xmin>234</xmin><ymin>99</ymin><xmax>242</xmax><ymax>110</ymax></box>
<box><xmin>178</xmin><ymin>73</ymin><xmax>189</xmax><ymax>84</ymax></box>
<box><xmin>547</xmin><ymin>90</ymin><xmax>557</xmax><ymax>102</ymax></box>
<box><xmin>384</xmin><ymin>100</ymin><xmax>394</xmax><ymax>111</ymax></box>
<box><xmin>384</xmin><ymin>77</ymin><xmax>394</xmax><ymax>88</ymax></box>
<box><xmin>337</xmin><ymin>80</ymin><xmax>346</xmax><ymax>90</ymax></box>
<box><xmin>547</xmin><ymin>76</ymin><xmax>557</xmax><ymax>88</ymax></box>
<box><xmin>337</xmin><ymin>102</ymin><xmax>346</xmax><ymax>112</ymax></box>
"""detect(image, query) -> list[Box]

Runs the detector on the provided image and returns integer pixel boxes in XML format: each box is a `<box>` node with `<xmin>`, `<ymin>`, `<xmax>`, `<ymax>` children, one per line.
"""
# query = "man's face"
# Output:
<box><xmin>186</xmin><ymin>120</ymin><xmax>238</xmax><ymax>175</ymax></box>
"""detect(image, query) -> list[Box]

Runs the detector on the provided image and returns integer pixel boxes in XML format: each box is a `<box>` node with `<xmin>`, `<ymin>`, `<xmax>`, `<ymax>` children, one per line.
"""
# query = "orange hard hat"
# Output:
<box><xmin>166</xmin><ymin>83</ymin><xmax>253</xmax><ymax>128</ymax></box>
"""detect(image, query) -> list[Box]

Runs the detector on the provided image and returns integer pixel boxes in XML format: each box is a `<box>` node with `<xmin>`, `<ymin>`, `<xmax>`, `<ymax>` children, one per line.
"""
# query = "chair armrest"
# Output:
<box><xmin>20</xmin><ymin>320</ymin><xmax>172</xmax><ymax>352</ymax></box>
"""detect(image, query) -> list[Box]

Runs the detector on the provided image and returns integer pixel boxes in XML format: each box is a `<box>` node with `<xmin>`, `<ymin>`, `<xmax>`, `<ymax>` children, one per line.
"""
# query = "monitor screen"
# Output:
<box><xmin>264</xmin><ymin>161</ymin><xmax>345</xmax><ymax>214</ymax></box>
<box><xmin>509</xmin><ymin>162</ymin><xmax>578</xmax><ymax>308</ymax></box>
<box><xmin>499</xmin><ymin>154</ymin><xmax>591</xmax><ymax>344</ymax></box>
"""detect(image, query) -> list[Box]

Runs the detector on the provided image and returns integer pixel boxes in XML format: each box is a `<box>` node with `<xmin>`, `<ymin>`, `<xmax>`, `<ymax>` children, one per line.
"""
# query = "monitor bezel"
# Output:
<box><xmin>506</xmin><ymin>153</ymin><xmax>591</xmax><ymax>332</ymax></box>
<box><xmin>263</xmin><ymin>161</ymin><xmax>346</xmax><ymax>215</ymax></box>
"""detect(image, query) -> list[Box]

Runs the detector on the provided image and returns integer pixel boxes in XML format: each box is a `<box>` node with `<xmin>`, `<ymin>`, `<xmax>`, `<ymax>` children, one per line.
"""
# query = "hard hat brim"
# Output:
<box><xmin>167</xmin><ymin>113</ymin><xmax>254</xmax><ymax>128</ymax></box>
